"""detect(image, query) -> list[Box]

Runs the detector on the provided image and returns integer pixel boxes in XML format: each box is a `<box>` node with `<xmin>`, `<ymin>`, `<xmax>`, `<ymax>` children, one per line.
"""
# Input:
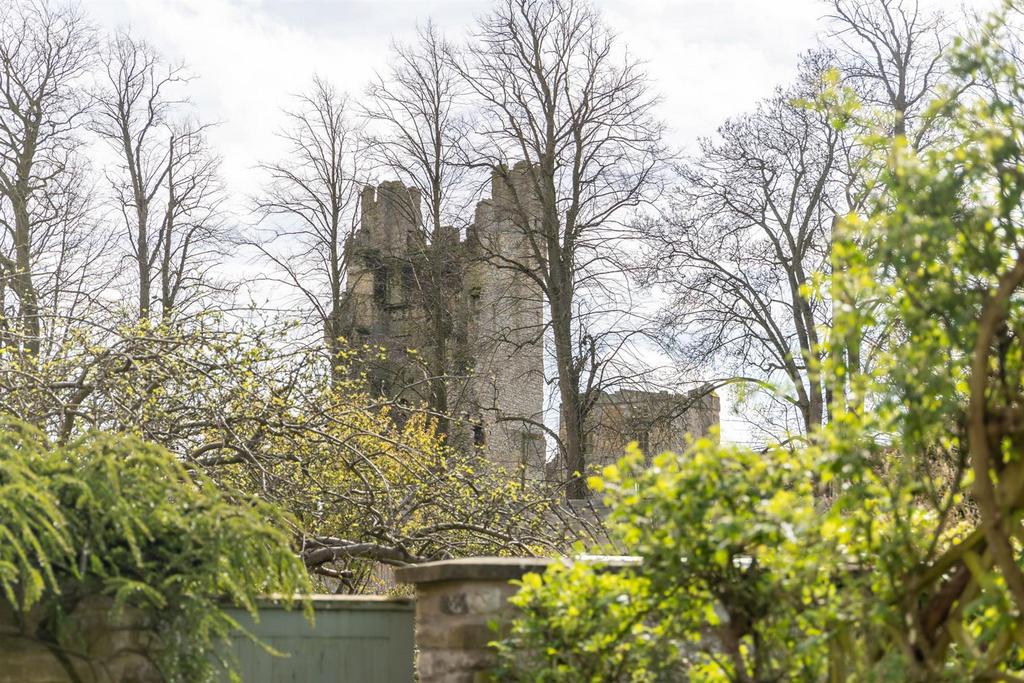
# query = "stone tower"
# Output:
<box><xmin>343</xmin><ymin>164</ymin><xmax>546</xmax><ymax>478</ymax></box>
<box><xmin>464</xmin><ymin>162</ymin><xmax>547</xmax><ymax>475</ymax></box>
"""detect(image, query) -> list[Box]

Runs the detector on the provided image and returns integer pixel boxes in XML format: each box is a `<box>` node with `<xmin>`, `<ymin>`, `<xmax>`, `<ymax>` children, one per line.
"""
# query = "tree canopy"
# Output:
<box><xmin>0</xmin><ymin>419</ymin><xmax>309</xmax><ymax>681</ymax></box>
<box><xmin>494</xmin><ymin>2</ymin><xmax>1024</xmax><ymax>680</ymax></box>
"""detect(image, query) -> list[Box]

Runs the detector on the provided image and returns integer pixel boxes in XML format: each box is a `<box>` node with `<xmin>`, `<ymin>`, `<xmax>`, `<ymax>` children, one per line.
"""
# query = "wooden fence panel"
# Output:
<box><xmin>223</xmin><ymin>596</ymin><xmax>414</xmax><ymax>683</ymax></box>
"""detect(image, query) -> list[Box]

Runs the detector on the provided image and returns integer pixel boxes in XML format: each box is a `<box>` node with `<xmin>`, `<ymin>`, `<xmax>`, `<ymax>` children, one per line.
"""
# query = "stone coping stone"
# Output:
<box><xmin>395</xmin><ymin>555</ymin><xmax>642</xmax><ymax>585</ymax></box>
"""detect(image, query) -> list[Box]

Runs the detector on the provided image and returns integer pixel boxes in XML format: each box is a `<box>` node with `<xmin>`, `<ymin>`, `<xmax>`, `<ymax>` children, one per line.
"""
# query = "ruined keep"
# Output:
<box><xmin>343</xmin><ymin>162</ymin><xmax>547</xmax><ymax>478</ymax></box>
<box><xmin>344</xmin><ymin>163</ymin><xmax>720</xmax><ymax>485</ymax></box>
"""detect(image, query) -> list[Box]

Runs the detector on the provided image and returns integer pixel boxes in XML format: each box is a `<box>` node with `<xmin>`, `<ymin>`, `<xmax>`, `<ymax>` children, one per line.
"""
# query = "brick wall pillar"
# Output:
<box><xmin>395</xmin><ymin>557</ymin><xmax>552</xmax><ymax>683</ymax></box>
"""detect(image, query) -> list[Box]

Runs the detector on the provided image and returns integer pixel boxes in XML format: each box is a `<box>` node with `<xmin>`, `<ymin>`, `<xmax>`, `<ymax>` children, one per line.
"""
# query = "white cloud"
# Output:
<box><xmin>80</xmin><ymin>0</ymin><xmax>991</xmax><ymax>196</ymax></box>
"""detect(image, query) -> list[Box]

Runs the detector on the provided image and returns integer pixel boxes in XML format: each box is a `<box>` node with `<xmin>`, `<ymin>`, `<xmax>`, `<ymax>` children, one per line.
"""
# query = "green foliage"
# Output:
<box><xmin>0</xmin><ymin>418</ymin><xmax>310</xmax><ymax>682</ymax></box>
<box><xmin>492</xmin><ymin>560</ymin><xmax>680</xmax><ymax>682</ymax></box>
<box><xmin>494</xmin><ymin>440</ymin><xmax>840</xmax><ymax>682</ymax></box>
<box><xmin>0</xmin><ymin>421</ymin><xmax>73</xmax><ymax>611</ymax></box>
<box><xmin>600</xmin><ymin>441</ymin><xmax>831</xmax><ymax>681</ymax></box>
<box><xmin>495</xmin><ymin>435</ymin><xmax>965</xmax><ymax>681</ymax></box>
<box><xmin>0</xmin><ymin>313</ymin><xmax>584</xmax><ymax>590</ymax></box>
<box><xmin>495</xmin><ymin>3</ymin><xmax>1024</xmax><ymax>681</ymax></box>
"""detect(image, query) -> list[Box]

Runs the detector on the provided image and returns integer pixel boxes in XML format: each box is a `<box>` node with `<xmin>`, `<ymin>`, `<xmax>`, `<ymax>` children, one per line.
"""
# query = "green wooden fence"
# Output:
<box><xmin>224</xmin><ymin>596</ymin><xmax>415</xmax><ymax>683</ymax></box>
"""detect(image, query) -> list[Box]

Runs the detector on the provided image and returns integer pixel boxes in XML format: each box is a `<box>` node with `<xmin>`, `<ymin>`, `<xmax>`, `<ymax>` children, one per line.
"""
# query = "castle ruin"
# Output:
<box><xmin>344</xmin><ymin>163</ymin><xmax>547</xmax><ymax>478</ymax></box>
<box><xmin>344</xmin><ymin>162</ymin><xmax>719</xmax><ymax>490</ymax></box>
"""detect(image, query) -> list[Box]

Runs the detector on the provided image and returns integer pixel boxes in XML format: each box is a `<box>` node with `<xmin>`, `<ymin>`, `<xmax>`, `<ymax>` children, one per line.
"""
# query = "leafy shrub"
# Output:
<box><xmin>492</xmin><ymin>560</ymin><xmax>682</xmax><ymax>682</ymax></box>
<box><xmin>493</xmin><ymin>440</ymin><xmax>835</xmax><ymax>682</ymax></box>
<box><xmin>0</xmin><ymin>418</ymin><xmax>310</xmax><ymax>681</ymax></box>
<box><xmin>494</xmin><ymin>2</ymin><xmax>1024</xmax><ymax>681</ymax></box>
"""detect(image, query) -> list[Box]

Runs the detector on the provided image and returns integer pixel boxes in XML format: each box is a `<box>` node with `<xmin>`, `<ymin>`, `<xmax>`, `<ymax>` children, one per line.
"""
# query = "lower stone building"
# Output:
<box><xmin>548</xmin><ymin>387</ymin><xmax>720</xmax><ymax>491</ymax></box>
<box><xmin>585</xmin><ymin>388</ymin><xmax>720</xmax><ymax>469</ymax></box>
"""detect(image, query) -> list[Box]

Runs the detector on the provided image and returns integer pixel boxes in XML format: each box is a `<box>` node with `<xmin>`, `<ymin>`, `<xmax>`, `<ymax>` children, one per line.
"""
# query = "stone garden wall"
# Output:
<box><xmin>0</xmin><ymin>597</ymin><xmax>159</xmax><ymax>683</ymax></box>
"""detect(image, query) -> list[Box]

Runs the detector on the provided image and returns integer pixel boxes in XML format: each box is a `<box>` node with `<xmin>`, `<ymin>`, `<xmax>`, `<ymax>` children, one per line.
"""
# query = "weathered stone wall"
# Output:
<box><xmin>585</xmin><ymin>388</ymin><xmax>720</xmax><ymax>470</ymax></box>
<box><xmin>395</xmin><ymin>558</ymin><xmax>552</xmax><ymax>682</ymax></box>
<box><xmin>343</xmin><ymin>167</ymin><xmax>546</xmax><ymax>478</ymax></box>
<box><xmin>545</xmin><ymin>387</ymin><xmax>720</xmax><ymax>493</ymax></box>
<box><xmin>344</xmin><ymin>181</ymin><xmax>432</xmax><ymax>404</ymax></box>
<box><xmin>464</xmin><ymin>163</ymin><xmax>546</xmax><ymax>477</ymax></box>
<box><xmin>0</xmin><ymin>597</ymin><xmax>160</xmax><ymax>683</ymax></box>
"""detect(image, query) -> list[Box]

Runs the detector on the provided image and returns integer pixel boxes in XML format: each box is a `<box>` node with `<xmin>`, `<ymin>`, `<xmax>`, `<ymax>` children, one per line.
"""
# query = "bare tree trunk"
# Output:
<box><xmin>11</xmin><ymin>192</ymin><xmax>41</xmax><ymax>356</ymax></box>
<box><xmin>553</xmin><ymin>293</ymin><xmax>586</xmax><ymax>497</ymax></box>
<box><xmin>160</xmin><ymin>134</ymin><xmax>176</xmax><ymax>318</ymax></box>
<box><xmin>138</xmin><ymin>214</ymin><xmax>151</xmax><ymax>318</ymax></box>
<box><xmin>0</xmin><ymin>3</ymin><xmax>94</xmax><ymax>359</ymax></box>
<box><xmin>641</xmin><ymin>54</ymin><xmax>838</xmax><ymax>441</ymax></box>
<box><xmin>364</xmin><ymin>21</ymin><xmax>470</xmax><ymax>437</ymax></box>
<box><xmin>459</xmin><ymin>0</ymin><xmax>667</xmax><ymax>494</ymax></box>
<box><xmin>326</xmin><ymin>194</ymin><xmax>345</xmax><ymax>385</ymax></box>
<box><xmin>93</xmin><ymin>32</ymin><xmax>188</xmax><ymax>321</ymax></box>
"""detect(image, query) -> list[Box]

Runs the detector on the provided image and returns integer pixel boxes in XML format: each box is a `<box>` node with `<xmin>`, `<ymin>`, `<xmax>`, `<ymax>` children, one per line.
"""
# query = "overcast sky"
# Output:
<box><xmin>78</xmin><ymin>0</ymin><xmax>982</xmax><ymax>201</ymax></box>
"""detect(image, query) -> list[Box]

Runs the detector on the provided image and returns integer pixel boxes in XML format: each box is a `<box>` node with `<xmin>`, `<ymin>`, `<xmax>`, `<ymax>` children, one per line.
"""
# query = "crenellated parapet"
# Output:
<box><xmin>354</xmin><ymin>181</ymin><xmax>423</xmax><ymax>256</ymax></box>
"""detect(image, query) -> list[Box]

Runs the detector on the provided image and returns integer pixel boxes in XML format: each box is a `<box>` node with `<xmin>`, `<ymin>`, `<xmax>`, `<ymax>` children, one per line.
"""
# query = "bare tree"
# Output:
<box><xmin>365</xmin><ymin>22</ymin><xmax>470</xmax><ymax>242</ymax></box>
<box><xmin>92</xmin><ymin>32</ymin><xmax>181</xmax><ymax>319</ymax></box>
<box><xmin>642</xmin><ymin>1</ymin><xmax>953</xmax><ymax>442</ymax></box>
<box><xmin>362</xmin><ymin>21</ymin><xmax>473</xmax><ymax>437</ymax></box>
<box><xmin>0</xmin><ymin>0</ymin><xmax>96</xmax><ymax>358</ymax></box>
<box><xmin>158</xmin><ymin>122</ymin><xmax>228</xmax><ymax>316</ymax></box>
<box><xmin>93</xmin><ymin>33</ymin><xmax>227</xmax><ymax>321</ymax></box>
<box><xmin>642</xmin><ymin>55</ymin><xmax>841</xmax><ymax>440</ymax></box>
<box><xmin>254</xmin><ymin>77</ymin><xmax>365</xmax><ymax>375</ymax></box>
<box><xmin>827</xmin><ymin>0</ymin><xmax>948</xmax><ymax>145</ymax></box>
<box><xmin>457</xmin><ymin>0</ymin><xmax>668</xmax><ymax>498</ymax></box>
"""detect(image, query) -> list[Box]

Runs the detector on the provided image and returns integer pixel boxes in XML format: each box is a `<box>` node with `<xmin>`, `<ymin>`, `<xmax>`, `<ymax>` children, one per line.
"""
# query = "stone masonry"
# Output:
<box><xmin>344</xmin><ymin>163</ymin><xmax>720</xmax><ymax>481</ymax></box>
<box><xmin>585</xmin><ymin>388</ymin><xmax>721</xmax><ymax>470</ymax></box>
<box><xmin>548</xmin><ymin>387</ymin><xmax>720</xmax><ymax>492</ymax></box>
<box><xmin>396</xmin><ymin>558</ymin><xmax>550</xmax><ymax>682</ymax></box>
<box><xmin>0</xmin><ymin>596</ymin><xmax>160</xmax><ymax>683</ymax></box>
<box><xmin>344</xmin><ymin>163</ymin><xmax>547</xmax><ymax>477</ymax></box>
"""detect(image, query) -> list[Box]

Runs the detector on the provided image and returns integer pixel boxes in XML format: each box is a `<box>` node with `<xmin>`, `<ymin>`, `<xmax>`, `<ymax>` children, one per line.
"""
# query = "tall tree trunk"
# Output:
<box><xmin>327</xmin><ymin>204</ymin><xmax>345</xmax><ymax>388</ymax></box>
<box><xmin>550</xmin><ymin>273</ymin><xmax>586</xmax><ymax>498</ymax></box>
<box><xmin>160</xmin><ymin>137</ymin><xmax>177</xmax><ymax>319</ymax></box>
<box><xmin>138</xmin><ymin>215</ymin><xmax>151</xmax><ymax>319</ymax></box>
<box><xmin>11</xmin><ymin>190</ymin><xmax>41</xmax><ymax>357</ymax></box>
